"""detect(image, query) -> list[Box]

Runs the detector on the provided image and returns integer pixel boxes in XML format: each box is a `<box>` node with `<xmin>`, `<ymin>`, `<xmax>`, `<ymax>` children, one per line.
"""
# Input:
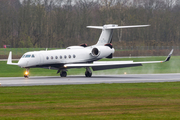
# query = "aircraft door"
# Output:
<box><xmin>39</xmin><ymin>53</ymin><xmax>44</xmax><ymax>64</ymax></box>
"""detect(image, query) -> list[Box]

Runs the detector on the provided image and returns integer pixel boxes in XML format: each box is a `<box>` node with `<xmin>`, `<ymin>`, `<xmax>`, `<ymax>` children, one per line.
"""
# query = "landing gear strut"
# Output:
<box><xmin>24</xmin><ymin>68</ymin><xmax>29</xmax><ymax>78</ymax></box>
<box><xmin>85</xmin><ymin>67</ymin><xmax>92</xmax><ymax>77</ymax></box>
<box><xmin>60</xmin><ymin>71</ymin><xmax>67</xmax><ymax>77</ymax></box>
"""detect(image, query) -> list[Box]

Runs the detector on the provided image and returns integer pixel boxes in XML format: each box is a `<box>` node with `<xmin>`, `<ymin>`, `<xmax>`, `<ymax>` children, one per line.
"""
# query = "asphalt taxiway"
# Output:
<box><xmin>0</xmin><ymin>73</ymin><xmax>180</xmax><ymax>86</ymax></box>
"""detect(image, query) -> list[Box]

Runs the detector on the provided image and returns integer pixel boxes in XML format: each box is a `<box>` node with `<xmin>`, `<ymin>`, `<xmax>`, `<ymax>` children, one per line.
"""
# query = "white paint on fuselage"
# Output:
<box><xmin>18</xmin><ymin>46</ymin><xmax>114</xmax><ymax>68</ymax></box>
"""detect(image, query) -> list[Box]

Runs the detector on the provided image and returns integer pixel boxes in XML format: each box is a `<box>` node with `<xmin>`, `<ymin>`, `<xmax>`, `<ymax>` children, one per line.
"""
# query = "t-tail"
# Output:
<box><xmin>87</xmin><ymin>24</ymin><xmax>150</xmax><ymax>46</ymax></box>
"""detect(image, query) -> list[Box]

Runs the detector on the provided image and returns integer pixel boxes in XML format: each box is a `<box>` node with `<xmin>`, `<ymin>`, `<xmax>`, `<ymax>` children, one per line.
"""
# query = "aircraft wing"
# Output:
<box><xmin>64</xmin><ymin>49</ymin><xmax>173</xmax><ymax>71</ymax></box>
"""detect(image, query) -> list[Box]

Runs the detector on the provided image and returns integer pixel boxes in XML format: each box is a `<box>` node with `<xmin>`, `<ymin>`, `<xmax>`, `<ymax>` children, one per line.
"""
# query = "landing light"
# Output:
<box><xmin>24</xmin><ymin>71</ymin><xmax>29</xmax><ymax>75</ymax></box>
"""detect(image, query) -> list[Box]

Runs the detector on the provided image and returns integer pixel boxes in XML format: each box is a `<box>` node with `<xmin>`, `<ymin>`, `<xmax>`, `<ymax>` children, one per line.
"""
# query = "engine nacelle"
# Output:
<box><xmin>90</xmin><ymin>46</ymin><xmax>114</xmax><ymax>58</ymax></box>
<box><xmin>91</xmin><ymin>47</ymin><xmax>100</xmax><ymax>57</ymax></box>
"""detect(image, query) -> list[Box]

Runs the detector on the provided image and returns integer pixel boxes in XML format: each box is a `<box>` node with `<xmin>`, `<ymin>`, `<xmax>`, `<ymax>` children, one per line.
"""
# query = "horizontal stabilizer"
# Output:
<box><xmin>87</xmin><ymin>25</ymin><xmax>150</xmax><ymax>30</ymax></box>
<box><xmin>87</xmin><ymin>24</ymin><xmax>150</xmax><ymax>45</ymax></box>
<box><xmin>86</xmin><ymin>26</ymin><xmax>103</xmax><ymax>29</ymax></box>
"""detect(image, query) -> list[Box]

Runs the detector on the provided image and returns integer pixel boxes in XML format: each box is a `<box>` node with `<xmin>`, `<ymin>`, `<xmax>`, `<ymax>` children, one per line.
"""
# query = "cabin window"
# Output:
<box><xmin>60</xmin><ymin>56</ymin><xmax>62</xmax><ymax>59</ymax></box>
<box><xmin>51</xmin><ymin>56</ymin><xmax>53</xmax><ymax>59</ymax></box>
<box><xmin>25</xmin><ymin>55</ymin><xmax>31</xmax><ymax>58</ymax></box>
<box><xmin>55</xmin><ymin>56</ymin><xmax>58</xmax><ymax>59</ymax></box>
<box><xmin>69</xmin><ymin>55</ymin><xmax>71</xmax><ymax>58</ymax></box>
<box><xmin>46</xmin><ymin>56</ymin><xmax>49</xmax><ymax>60</ymax></box>
<box><xmin>32</xmin><ymin>54</ymin><xmax>35</xmax><ymax>58</ymax></box>
<box><xmin>64</xmin><ymin>55</ymin><xmax>67</xmax><ymax>59</ymax></box>
<box><xmin>73</xmin><ymin>55</ymin><xmax>76</xmax><ymax>58</ymax></box>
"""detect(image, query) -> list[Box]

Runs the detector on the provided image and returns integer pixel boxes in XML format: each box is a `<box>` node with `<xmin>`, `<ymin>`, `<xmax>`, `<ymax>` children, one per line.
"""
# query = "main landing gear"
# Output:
<box><xmin>24</xmin><ymin>68</ymin><xmax>29</xmax><ymax>78</ymax></box>
<box><xmin>57</xmin><ymin>67</ymin><xmax>92</xmax><ymax>78</ymax></box>
<box><xmin>60</xmin><ymin>71</ymin><xmax>67</xmax><ymax>77</ymax></box>
<box><xmin>57</xmin><ymin>69</ymin><xmax>67</xmax><ymax>77</ymax></box>
<box><xmin>85</xmin><ymin>67</ymin><xmax>92</xmax><ymax>77</ymax></box>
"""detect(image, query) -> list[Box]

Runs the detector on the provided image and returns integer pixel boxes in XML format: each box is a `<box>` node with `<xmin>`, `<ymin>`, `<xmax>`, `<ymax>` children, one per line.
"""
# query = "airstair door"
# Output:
<box><xmin>39</xmin><ymin>53</ymin><xmax>44</xmax><ymax>64</ymax></box>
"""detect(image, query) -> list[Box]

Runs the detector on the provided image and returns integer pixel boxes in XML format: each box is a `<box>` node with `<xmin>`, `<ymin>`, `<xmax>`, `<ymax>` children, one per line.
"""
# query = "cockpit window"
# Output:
<box><xmin>21</xmin><ymin>55</ymin><xmax>25</xmax><ymax>58</ymax></box>
<box><xmin>25</xmin><ymin>55</ymin><xmax>31</xmax><ymax>58</ymax></box>
<box><xmin>32</xmin><ymin>54</ymin><xmax>35</xmax><ymax>58</ymax></box>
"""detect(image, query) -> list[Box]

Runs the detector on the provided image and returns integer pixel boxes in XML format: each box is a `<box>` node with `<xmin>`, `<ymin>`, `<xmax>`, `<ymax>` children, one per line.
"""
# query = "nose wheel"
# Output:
<box><xmin>24</xmin><ymin>69</ymin><xmax>29</xmax><ymax>78</ymax></box>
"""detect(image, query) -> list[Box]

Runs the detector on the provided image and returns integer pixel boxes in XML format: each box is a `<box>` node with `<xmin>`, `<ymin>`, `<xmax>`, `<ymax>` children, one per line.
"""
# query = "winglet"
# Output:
<box><xmin>164</xmin><ymin>49</ymin><xmax>173</xmax><ymax>62</ymax></box>
<box><xmin>7</xmin><ymin>51</ymin><xmax>12</xmax><ymax>64</ymax></box>
<box><xmin>7</xmin><ymin>51</ymin><xmax>19</xmax><ymax>65</ymax></box>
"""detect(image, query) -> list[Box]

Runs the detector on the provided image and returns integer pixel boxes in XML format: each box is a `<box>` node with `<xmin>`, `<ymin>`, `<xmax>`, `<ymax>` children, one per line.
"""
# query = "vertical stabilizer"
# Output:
<box><xmin>96</xmin><ymin>24</ymin><xmax>118</xmax><ymax>45</ymax></box>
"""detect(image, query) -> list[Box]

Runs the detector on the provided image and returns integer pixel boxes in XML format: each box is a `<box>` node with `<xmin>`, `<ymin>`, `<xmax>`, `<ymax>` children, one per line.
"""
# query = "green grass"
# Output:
<box><xmin>0</xmin><ymin>82</ymin><xmax>180</xmax><ymax>119</ymax></box>
<box><xmin>1</xmin><ymin>56</ymin><xmax>180</xmax><ymax>77</ymax></box>
<box><xmin>1</xmin><ymin>55</ymin><xmax>180</xmax><ymax>119</ymax></box>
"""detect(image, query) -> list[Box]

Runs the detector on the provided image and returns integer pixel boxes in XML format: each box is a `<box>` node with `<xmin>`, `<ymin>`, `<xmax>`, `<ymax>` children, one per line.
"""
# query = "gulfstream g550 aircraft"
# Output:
<box><xmin>7</xmin><ymin>24</ymin><xmax>173</xmax><ymax>78</ymax></box>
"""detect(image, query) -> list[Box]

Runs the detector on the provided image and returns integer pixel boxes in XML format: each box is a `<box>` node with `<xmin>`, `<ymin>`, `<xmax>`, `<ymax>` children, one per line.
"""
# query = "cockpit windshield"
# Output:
<box><xmin>32</xmin><ymin>54</ymin><xmax>35</xmax><ymax>58</ymax></box>
<box><xmin>21</xmin><ymin>55</ymin><xmax>25</xmax><ymax>58</ymax></box>
<box><xmin>25</xmin><ymin>55</ymin><xmax>31</xmax><ymax>58</ymax></box>
<box><xmin>21</xmin><ymin>54</ymin><xmax>35</xmax><ymax>58</ymax></box>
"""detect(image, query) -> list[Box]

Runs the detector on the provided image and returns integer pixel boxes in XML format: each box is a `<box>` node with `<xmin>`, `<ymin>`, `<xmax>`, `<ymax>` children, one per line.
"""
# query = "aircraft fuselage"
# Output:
<box><xmin>18</xmin><ymin>46</ymin><xmax>115</xmax><ymax>69</ymax></box>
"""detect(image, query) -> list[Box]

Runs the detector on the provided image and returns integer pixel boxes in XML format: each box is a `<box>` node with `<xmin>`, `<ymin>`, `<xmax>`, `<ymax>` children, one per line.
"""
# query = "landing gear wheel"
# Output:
<box><xmin>85</xmin><ymin>71</ymin><xmax>92</xmax><ymax>77</ymax></box>
<box><xmin>24</xmin><ymin>75</ymin><xmax>29</xmax><ymax>78</ymax></box>
<box><xmin>60</xmin><ymin>71</ymin><xmax>67</xmax><ymax>77</ymax></box>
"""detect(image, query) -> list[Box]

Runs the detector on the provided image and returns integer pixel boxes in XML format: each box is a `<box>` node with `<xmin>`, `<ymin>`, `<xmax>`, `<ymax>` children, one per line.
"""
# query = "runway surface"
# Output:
<box><xmin>0</xmin><ymin>73</ymin><xmax>180</xmax><ymax>86</ymax></box>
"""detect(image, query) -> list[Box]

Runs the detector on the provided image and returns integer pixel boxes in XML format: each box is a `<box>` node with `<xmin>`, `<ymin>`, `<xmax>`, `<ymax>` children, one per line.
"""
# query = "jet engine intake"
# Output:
<box><xmin>90</xmin><ymin>46</ymin><xmax>114</xmax><ymax>58</ymax></box>
<box><xmin>91</xmin><ymin>47</ymin><xmax>100</xmax><ymax>57</ymax></box>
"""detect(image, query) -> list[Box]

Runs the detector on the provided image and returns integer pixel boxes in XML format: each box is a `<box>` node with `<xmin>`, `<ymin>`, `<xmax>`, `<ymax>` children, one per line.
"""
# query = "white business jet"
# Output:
<box><xmin>7</xmin><ymin>24</ymin><xmax>173</xmax><ymax>78</ymax></box>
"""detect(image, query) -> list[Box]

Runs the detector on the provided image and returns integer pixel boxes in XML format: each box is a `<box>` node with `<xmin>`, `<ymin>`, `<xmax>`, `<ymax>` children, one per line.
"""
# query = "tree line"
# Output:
<box><xmin>0</xmin><ymin>0</ymin><xmax>180</xmax><ymax>48</ymax></box>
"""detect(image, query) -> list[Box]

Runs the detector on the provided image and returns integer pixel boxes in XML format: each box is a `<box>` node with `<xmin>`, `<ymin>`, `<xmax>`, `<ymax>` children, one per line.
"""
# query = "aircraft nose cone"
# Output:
<box><xmin>18</xmin><ymin>59</ymin><xmax>28</xmax><ymax>67</ymax></box>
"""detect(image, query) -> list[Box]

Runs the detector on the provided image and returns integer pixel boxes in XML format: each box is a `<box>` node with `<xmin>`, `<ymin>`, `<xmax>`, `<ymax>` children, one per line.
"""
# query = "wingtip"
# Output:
<box><xmin>7</xmin><ymin>51</ymin><xmax>12</xmax><ymax>64</ymax></box>
<box><xmin>164</xmin><ymin>49</ymin><xmax>173</xmax><ymax>62</ymax></box>
<box><xmin>7</xmin><ymin>51</ymin><xmax>19</xmax><ymax>66</ymax></box>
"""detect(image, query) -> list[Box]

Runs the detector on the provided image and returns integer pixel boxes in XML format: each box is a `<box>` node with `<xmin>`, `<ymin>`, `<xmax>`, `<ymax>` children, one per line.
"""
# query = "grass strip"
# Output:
<box><xmin>0</xmin><ymin>82</ymin><xmax>180</xmax><ymax>119</ymax></box>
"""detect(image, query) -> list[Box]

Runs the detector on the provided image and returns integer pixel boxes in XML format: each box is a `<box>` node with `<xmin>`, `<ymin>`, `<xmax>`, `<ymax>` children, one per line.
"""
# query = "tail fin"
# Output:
<box><xmin>87</xmin><ymin>24</ymin><xmax>150</xmax><ymax>46</ymax></box>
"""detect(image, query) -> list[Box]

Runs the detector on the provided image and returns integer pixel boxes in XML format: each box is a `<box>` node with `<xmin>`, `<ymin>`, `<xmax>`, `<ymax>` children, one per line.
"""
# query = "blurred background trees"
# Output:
<box><xmin>0</xmin><ymin>0</ymin><xmax>180</xmax><ymax>48</ymax></box>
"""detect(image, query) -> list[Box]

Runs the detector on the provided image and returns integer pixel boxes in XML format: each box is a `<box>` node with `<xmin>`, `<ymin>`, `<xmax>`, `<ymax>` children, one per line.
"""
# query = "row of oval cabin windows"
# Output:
<box><xmin>46</xmin><ymin>55</ymin><xmax>76</xmax><ymax>60</ymax></box>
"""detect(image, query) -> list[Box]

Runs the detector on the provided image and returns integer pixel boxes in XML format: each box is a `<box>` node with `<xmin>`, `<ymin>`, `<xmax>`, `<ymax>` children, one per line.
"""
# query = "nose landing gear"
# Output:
<box><xmin>24</xmin><ymin>68</ymin><xmax>29</xmax><ymax>78</ymax></box>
